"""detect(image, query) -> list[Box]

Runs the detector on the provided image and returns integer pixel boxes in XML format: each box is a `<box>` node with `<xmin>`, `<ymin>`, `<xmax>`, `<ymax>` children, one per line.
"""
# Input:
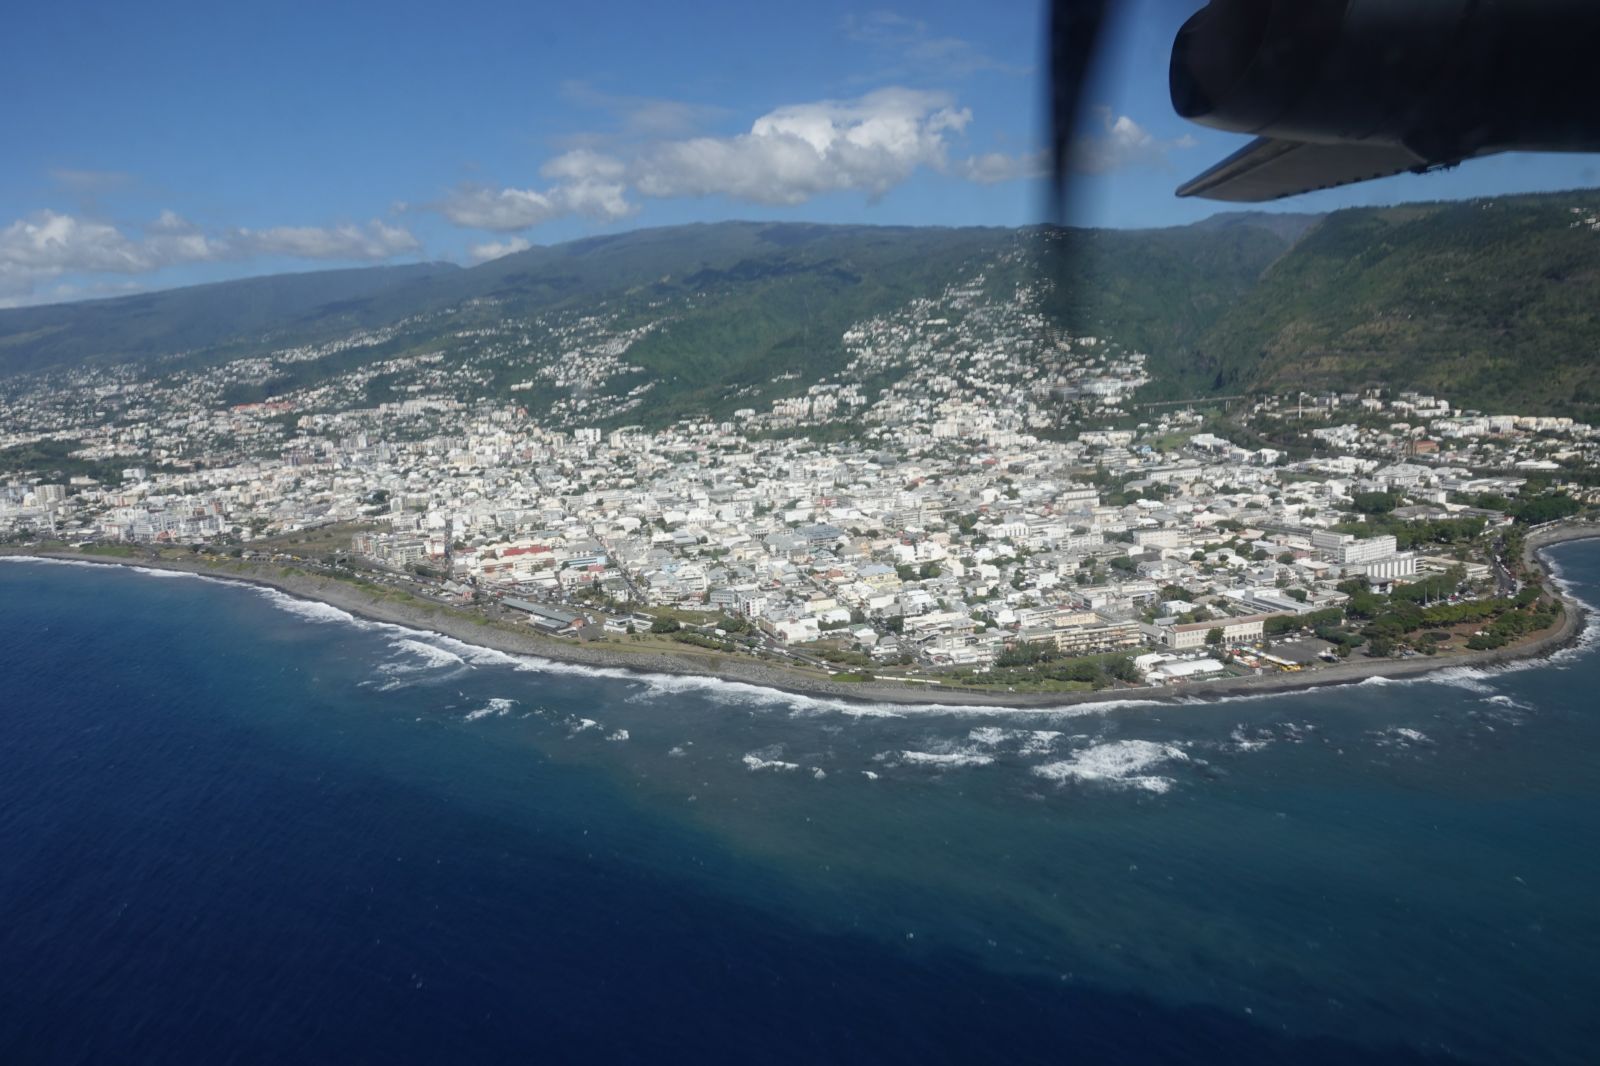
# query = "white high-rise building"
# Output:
<box><xmin>1359</xmin><ymin>553</ymin><xmax>1418</xmax><ymax>581</ymax></box>
<box><xmin>1312</xmin><ymin>530</ymin><xmax>1400</xmax><ymax>566</ymax></box>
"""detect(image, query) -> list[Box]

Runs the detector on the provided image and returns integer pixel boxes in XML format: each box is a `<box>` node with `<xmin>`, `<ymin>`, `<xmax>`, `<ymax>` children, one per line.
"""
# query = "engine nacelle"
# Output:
<box><xmin>1171</xmin><ymin>0</ymin><xmax>1600</xmax><ymax>161</ymax></box>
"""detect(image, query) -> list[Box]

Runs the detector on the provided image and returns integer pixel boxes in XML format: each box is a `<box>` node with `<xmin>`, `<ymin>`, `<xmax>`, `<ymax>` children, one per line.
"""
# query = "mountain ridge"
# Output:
<box><xmin>1181</xmin><ymin>190</ymin><xmax>1600</xmax><ymax>413</ymax></box>
<box><xmin>3</xmin><ymin>193</ymin><xmax>1598</xmax><ymax>417</ymax></box>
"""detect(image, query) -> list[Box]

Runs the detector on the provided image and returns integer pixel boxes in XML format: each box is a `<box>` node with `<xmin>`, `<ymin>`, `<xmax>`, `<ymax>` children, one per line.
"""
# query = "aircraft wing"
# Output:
<box><xmin>1177</xmin><ymin>136</ymin><xmax>1431</xmax><ymax>202</ymax></box>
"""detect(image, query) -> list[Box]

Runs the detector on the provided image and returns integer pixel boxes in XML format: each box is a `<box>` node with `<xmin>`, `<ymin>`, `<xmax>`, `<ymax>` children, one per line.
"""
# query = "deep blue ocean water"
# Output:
<box><xmin>3</xmin><ymin>546</ymin><xmax>1599</xmax><ymax>1065</ymax></box>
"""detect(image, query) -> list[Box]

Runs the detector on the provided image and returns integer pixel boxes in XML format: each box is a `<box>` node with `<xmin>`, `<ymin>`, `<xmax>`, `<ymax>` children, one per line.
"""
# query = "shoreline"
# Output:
<box><xmin>5</xmin><ymin>522</ymin><xmax>1597</xmax><ymax>710</ymax></box>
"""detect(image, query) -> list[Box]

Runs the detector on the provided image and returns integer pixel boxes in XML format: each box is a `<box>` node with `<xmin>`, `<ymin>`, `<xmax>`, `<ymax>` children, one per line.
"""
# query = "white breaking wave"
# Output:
<box><xmin>895</xmin><ymin>750</ymin><xmax>995</xmax><ymax>768</ymax></box>
<box><xmin>1512</xmin><ymin>545</ymin><xmax>1600</xmax><ymax>668</ymax></box>
<box><xmin>1228</xmin><ymin>726</ymin><xmax>1272</xmax><ymax>753</ymax></box>
<box><xmin>1020</xmin><ymin>731</ymin><xmax>1063</xmax><ymax>755</ymax></box>
<box><xmin>1423</xmin><ymin>667</ymin><xmax>1497</xmax><ymax>694</ymax></box>
<box><xmin>1357</xmin><ymin>667</ymin><xmax>1496</xmax><ymax>694</ymax></box>
<box><xmin>370</xmin><ymin>637</ymin><xmax>472</xmax><ymax>691</ymax></box>
<box><xmin>1</xmin><ymin>556</ymin><xmax>229</xmax><ymax>587</ymax></box>
<box><xmin>0</xmin><ymin>560</ymin><xmax>1388</xmax><ymax>716</ymax></box>
<box><xmin>128</xmin><ymin>566</ymin><xmax>199</xmax><ymax>579</ymax></box>
<box><xmin>571</xmin><ymin>655</ymin><xmax>1188</xmax><ymax>720</ymax></box>
<box><xmin>0</xmin><ymin>556</ymin><xmax>113</xmax><ymax>572</ymax></box>
<box><xmin>254</xmin><ymin>587</ymin><xmax>377</xmax><ymax>628</ymax></box>
<box><xmin>1062</xmin><ymin>697</ymin><xmax>1173</xmax><ymax>713</ymax></box>
<box><xmin>966</xmin><ymin>727</ymin><xmax>1063</xmax><ymax>755</ymax></box>
<box><xmin>1540</xmin><ymin>543</ymin><xmax>1599</xmax><ymax>614</ymax></box>
<box><xmin>1372</xmin><ymin>726</ymin><xmax>1433</xmax><ymax>747</ymax></box>
<box><xmin>742</xmin><ymin>754</ymin><xmax>800</xmax><ymax>772</ymax></box>
<box><xmin>968</xmin><ymin>726</ymin><xmax>1012</xmax><ymax>746</ymax></box>
<box><xmin>464</xmin><ymin>697</ymin><xmax>516</xmax><ymax>722</ymax></box>
<box><xmin>1398</xmin><ymin>541</ymin><xmax>1600</xmax><ymax>682</ymax></box>
<box><xmin>1032</xmin><ymin>740</ymin><xmax>1190</xmax><ymax>794</ymax></box>
<box><xmin>390</xmin><ymin>638</ymin><xmax>467</xmax><ymax>671</ymax></box>
<box><xmin>20</xmin><ymin>547</ymin><xmax>1600</xmax><ymax>722</ymax></box>
<box><xmin>354</xmin><ymin>627</ymin><xmax>967</xmax><ymax>719</ymax></box>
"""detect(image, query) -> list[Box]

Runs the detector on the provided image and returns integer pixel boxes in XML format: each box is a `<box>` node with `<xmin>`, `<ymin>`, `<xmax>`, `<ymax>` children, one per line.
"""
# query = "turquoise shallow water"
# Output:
<box><xmin>2</xmin><ymin>545</ymin><xmax>1598</xmax><ymax>1064</ymax></box>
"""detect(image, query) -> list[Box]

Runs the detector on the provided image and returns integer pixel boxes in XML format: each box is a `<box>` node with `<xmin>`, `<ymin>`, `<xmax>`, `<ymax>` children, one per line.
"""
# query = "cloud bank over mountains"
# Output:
<box><xmin>1</xmin><ymin>210</ymin><xmax>419</xmax><ymax>306</ymax></box>
<box><xmin>3</xmin><ymin>75</ymin><xmax>1186</xmax><ymax>303</ymax></box>
<box><xmin>436</xmin><ymin>89</ymin><xmax>1193</xmax><ymax>246</ymax></box>
<box><xmin>441</xmin><ymin>88</ymin><xmax>1026</xmax><ymax>233</ymax></box>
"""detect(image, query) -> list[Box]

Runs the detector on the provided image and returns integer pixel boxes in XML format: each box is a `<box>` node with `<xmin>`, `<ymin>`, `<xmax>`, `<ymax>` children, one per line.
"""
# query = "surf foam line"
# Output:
<box><xmin>388</xmin><ymin>637</ymin><xmax>467</xmax><ymax>669</ymax></box>
<box><xmin>0</xmin><ymin>561</ymin><xmax>1229</xmax><ymax>717</ymax></box>
<box><xmin>1441</xmin><ymin>548</ymin><xmax>1600</xmax><ymax>678</ymax></box>
<box><xmin>391</xmin><ymin>623</ymin><xmax>1168</xmax><ymax>720</ymax></box>
<box><xmin>371</xmin><ymin>637</ymin><xmax>475</xmax><ymax>691</ymax></box>
<box><xmin>1523</xmin><ymin>542</ymin><xmax>1600</xmax><ymax>667</ymax></box>
<box><xmin>1361</xmin><ymin>547</ymin><xmax>1600</xmax><ymax>683</ymax></box>
<box><xmin>1355</xmin><ymin>666</ymin><xmax>1498</xmax><ymax>694</ymax></box>
<box><xmin>14</xmin><ymin>554</ymin><xmax>1593</xmax><ymax>716</ymax></box>
<box><xmin>249</xmin><ymin>586</ymin><xmax>400</xmax><ymax>631</ymax></box>
<box><xmin>0</xmin><ymin>555</ymin><xmax>234</xmax><ymax>587</ymax></box>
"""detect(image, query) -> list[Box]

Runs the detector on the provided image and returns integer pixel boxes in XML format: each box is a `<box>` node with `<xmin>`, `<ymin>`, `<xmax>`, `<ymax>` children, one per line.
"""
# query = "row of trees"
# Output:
<box><xmin>1464</xmin><ymin>488</ymin><xmax>1584</xmax><ymax>526</ymax></box>
<box><xmin>985</xmin><ymin>646</ymin><xmax>1141</xmax><ymax>689</ymax></box>
<box><xmin>1334</xmin><ymin>514</ymin><xmax>1487</xmax><ymax>551</ymax></box>
<box><xmin>1265</xmin><ymin>607</ymin><xmax>1343</xmax><ymax>636</ymax></box>
<box><xmin>1340</xmin><ymin>571</ymin><xmax>1559</xmax><ymax>654</ymax></box>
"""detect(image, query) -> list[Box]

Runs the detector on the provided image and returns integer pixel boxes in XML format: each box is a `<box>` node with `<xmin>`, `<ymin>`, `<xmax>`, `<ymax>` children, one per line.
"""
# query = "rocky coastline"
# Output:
<box><xmin>6</xmin><ymin>519</ymin><xmax>1595</xmax><ymax>711</ymax></box>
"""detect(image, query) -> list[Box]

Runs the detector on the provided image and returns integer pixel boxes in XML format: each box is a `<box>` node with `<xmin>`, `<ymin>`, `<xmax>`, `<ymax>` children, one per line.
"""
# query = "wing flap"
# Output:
<box><xmin>1177</xmin><ymin>137</ymin><xmax>1428</xmax><ymax>202</ymax></box>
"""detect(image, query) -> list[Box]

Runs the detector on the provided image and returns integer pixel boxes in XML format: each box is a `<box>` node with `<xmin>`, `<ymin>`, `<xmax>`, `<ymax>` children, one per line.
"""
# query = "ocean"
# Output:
<box><xmin>3</xmin><ymin>545</ymin><xmax>1599</xmax><ymax>1065</ymax></box>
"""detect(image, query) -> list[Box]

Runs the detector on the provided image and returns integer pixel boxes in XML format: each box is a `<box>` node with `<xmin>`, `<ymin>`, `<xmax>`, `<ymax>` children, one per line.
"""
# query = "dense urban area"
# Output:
<box><xmin>3</xmin><ymin>258</ymin><xmax>1596</xmax><ymax>697</ymax></box>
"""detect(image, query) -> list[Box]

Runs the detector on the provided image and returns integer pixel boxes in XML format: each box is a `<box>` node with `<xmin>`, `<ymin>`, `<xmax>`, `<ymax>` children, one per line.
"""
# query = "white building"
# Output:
<box><xmin>1312</xmin><ymin>530</ymin><xmax>1400</xmax><ymax>566</ymax></box>
<box><xmin>1358</xmin><ymin>553</ymin><xmax>1419</xmax><ymax>581</ymax></box>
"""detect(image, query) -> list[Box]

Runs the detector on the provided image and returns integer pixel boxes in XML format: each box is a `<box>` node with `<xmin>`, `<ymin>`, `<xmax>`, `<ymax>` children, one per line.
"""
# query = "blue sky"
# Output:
<box><xmin>3</xmin><ymin>0</ymin><xmax>1596</xmax><ymax>306</ymax></box>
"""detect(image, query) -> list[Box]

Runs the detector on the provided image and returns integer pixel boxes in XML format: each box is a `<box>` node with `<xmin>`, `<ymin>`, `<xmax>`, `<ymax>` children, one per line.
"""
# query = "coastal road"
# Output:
<box><xmin>1490</xmin><ymin>535</ymin><xmax>1518</xmax><ymax>596</ymax></box>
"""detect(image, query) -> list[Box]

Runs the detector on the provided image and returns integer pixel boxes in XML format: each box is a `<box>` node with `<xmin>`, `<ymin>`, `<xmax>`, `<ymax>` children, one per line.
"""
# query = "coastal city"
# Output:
<box><xmin>16</xmin><ymin>2</ymin><xmax>1600</xmax><ymax>1060</ymax></box>
<box><xmin>2</xmin><ymin>268</ymin><xmax>1595</xmax><ymax>698</ymax></box>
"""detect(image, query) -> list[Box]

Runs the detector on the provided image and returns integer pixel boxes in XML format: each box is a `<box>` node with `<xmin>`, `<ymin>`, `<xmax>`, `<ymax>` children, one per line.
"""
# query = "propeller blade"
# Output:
<box><xmin>1048</xmin><ymin>0</ymin><xmax>1112</xmax><ymax>223</ymax></box>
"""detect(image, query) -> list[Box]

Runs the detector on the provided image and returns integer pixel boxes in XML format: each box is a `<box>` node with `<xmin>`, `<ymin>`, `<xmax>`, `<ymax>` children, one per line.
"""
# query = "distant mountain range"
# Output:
<box><xmin>3</xmin><ymin>191</ymin><xmax>1598</xmax><ymax>417</ymax></box>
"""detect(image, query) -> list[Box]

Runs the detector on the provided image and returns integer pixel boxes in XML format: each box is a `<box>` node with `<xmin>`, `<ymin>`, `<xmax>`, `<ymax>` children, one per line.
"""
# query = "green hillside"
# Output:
<box><xmin>0</xmin><ymin>262</ymin><xmax>460</xmax><ymax>376</ymax></box>
<box><xmin>1188</xmin><ymin>190</ymin><xmax>1600</xmax><ymax>414</ymax></box>
<box><xmin>1038</xmin><ymin>222</ymin><xmax>1299</xmax><ymax>382</ymax></box>
<box><xmin>0</xmin><ymin>219</ymin><xmax>1299</xmax><ymax>425</ymax></box>
<box><xmin>579</xmin><ymin>221</ymin><xmax>1291</xmax><ymax>423</ymax></box>
<box><xmin>598</xmin><ymin>226</ymin><xmax>1007</xmax><ymax>422</ymax></box>
<box><xmin>4</xmin><ymin>192</ymin><xmax>1598</xmax><ymax>420</ymax></box>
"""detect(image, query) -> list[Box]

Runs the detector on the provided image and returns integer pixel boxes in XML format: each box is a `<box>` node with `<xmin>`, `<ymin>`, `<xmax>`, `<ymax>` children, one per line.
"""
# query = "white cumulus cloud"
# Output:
<box><xmin>441</xmin><ymin>187</ymin><xmax>563</xmax><ymax>231</ymax></box>
<box><xmin>2</xmin><ymin>211</ymin><xmax>156</xmax><ymax>274</ymax></box>
<box><xmin>0</xmin><ymin>209</ymin><xmax>422</xmax><ymax>306</ymax></box>
<box><xmin>633</xmin><ymin>87</ymin><xmax>971</xmax><ymax>204</ymax></box>
<box><xmin>441</xmin><ymin>150</ymin><xmax>635</xmax><ymax>232</ymax></box>
<box><xmin>436</xmin><ymin>87</ymin><xmax>979</xmax><ymax>233</ymax></box>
